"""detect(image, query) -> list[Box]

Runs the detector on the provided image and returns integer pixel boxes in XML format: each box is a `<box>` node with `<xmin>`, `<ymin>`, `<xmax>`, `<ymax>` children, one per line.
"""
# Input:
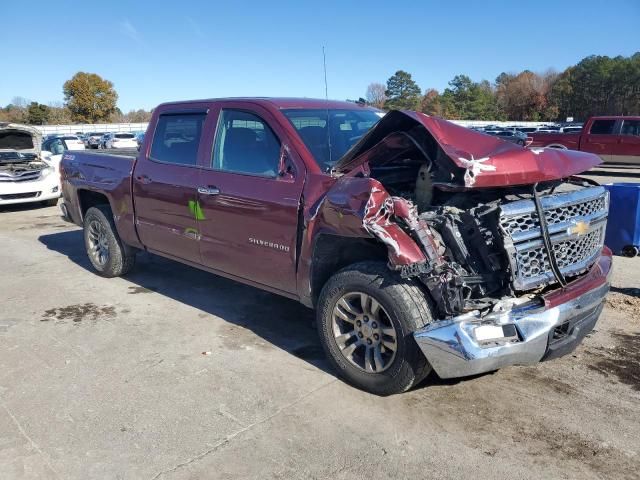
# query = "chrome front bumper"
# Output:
<box><xmin>414</xmin><ymin>281</ymin><xmax>609</xmax><ymax>379</ymax></box>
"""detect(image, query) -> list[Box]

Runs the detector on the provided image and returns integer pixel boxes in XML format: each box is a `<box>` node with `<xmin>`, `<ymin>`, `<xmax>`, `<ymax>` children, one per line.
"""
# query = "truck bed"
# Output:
<box><xmin>77</xmin><ymin>148</ymin><xmax>139</xmax><ymax>159</ymax></box>
<box><xmin>528</xmin><ymin>132</ymin><xmax>581</xmax><ymax>149</ymax></box>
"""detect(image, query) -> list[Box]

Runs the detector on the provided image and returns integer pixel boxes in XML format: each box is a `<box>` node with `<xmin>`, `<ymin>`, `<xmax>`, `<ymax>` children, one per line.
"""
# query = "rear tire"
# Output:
<box><xmin>316</xmin><ymin>261</ymin><xmax>433</xmax><ymax>395</ymax></box>
<box><xmin>83</xmin><ymin>205</ymin><xmax>135</xmax><ymax>277</ymax></box>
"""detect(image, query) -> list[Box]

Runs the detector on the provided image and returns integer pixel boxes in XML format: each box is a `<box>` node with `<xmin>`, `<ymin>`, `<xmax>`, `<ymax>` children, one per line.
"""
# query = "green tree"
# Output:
<box><xmin>63</xmin><ymin>72</ymin><xmax>118</xmax><ymax>123</ymax></box>
<box><xmin>438</xmin><ymin>75</ymin><xmax>501</xmax><ymax>120</ymax></box>
<box><xmin>547</xmin><ymin>53</ymin><xmax>640</xmax><ymax>120</ymax></box>
<box><xmin>26</xmin><ymin>102</ymin><xmax>50</xmax><ymax>125</ymax></box>
<box><xmin>384</xmin><ymin>70</ymin><xmax>421</xmax><ymax>110</ymax></box>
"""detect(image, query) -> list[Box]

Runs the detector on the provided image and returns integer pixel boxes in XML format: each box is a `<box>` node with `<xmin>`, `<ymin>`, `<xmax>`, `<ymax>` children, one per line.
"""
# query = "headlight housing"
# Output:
<box><xmin>40</xmin><ymin>166</ymin><xmax>55</xmax><ymax>178</ymax></box>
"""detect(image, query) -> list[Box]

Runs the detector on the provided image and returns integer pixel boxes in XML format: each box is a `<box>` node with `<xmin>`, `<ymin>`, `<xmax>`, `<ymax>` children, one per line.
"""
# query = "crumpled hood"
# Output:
<box><xmin>334</xmin><ymin>111</ymin><xmax>601</xmax><ymax>188</ymax></box>
<box><xmin>0</xmin><ymin>123</ymin><xmax>42</xmax><ymax>155</ymax></box>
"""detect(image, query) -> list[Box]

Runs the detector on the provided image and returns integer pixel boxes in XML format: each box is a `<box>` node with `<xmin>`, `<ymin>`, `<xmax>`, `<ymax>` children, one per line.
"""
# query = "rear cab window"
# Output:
<box><xmin>150</xmin><ymin>112</ymin><xmax>206</xmax><ymax>166</ymax></box>
<box><xmin>620</xmin><ymin>119</ymin><xmax>640</xmax><ymax>136</ymax></box>
<box><xmin>589</xmin><ymin>119</ymin><xmax>616</xmax><ymax>135</ymax></box>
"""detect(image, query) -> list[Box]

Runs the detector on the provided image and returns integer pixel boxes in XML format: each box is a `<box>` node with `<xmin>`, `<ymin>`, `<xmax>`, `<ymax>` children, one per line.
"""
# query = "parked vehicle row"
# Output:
<box><xmin>58</xmin><ymin>98</ymin><xmax>611</xmax><ymax>395</ymax></box>
<box><xmin>483</xmin><ymin>129</ymin><xmax>529</xmax><ymax>146</ymax></box>
<box><xmin>471</xmin><ymin>123</ymin><xmax>584</xmax><ymax>135</ymax></box>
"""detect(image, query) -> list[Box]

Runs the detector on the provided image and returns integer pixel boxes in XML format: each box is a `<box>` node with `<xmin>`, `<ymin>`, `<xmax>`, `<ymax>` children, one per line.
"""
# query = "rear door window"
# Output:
<box><xmin>589</xmin><ymin>119</ymin><xmax>616</xmax><ymax>135</ymax></box>
<box><xmin>620</xmin><ymin>120</ymin><xmax>640</xmax><ymax>136</ymax></box>
<box><xmin>150</xmin><ymin>113</ymin><xmax>206</xmax><ymax>166</ymax></box>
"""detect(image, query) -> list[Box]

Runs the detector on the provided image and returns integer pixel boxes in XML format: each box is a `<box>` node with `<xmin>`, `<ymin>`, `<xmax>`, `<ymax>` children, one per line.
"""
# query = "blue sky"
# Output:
<box><xmin>1</xmin><ymin>0</ymin><xmax>638</xmax><ymax>111</ymax></box>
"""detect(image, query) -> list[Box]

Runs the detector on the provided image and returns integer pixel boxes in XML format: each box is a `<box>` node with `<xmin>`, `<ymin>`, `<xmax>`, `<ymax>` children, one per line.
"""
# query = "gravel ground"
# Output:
<box><xmin>1</xmin><ymin>170</ymin><xmax>639</xmax><ymax>479</ymax></box>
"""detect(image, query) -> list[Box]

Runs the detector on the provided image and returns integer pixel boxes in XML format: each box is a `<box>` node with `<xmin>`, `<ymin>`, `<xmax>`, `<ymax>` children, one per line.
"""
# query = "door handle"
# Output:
<box><xmin>197</xmin><ymin>186</ymin><xmax>220</xmax><ymax>195</ymax></box>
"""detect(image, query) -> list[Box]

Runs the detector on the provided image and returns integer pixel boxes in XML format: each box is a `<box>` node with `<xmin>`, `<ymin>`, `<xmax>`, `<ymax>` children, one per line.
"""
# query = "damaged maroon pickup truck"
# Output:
<box><xmin>60</xmin><ymin>98</ymin><xmax>612</xmax><ymax>395</ymax></box>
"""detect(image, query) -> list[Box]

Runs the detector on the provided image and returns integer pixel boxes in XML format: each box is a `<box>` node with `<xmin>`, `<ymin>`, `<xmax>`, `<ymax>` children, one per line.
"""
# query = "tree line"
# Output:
<box><xmin>366</xmin><ymin>52</ymin><xmax>640</xmax><ymax>121</ymax></box>
<box><xmin>2</xmin><ymin>52</ymin><xmax>638</xmax><ymax>125</ymax></box>
<box><xmin>0</xmin><ymin>72</ymin><xmax>152</xmax><ymax>125</ymax></box>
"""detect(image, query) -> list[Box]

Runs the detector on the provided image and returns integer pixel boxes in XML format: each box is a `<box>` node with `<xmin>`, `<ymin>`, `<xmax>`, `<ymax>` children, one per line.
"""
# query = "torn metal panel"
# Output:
<box><xmin>308</xmin><ymin>175</ymin><xmax>426</xmax><ymax>267</ymax></box>
<box><xmin>334</xmin><ymin>111</ymin><xmax>601</xmax><ymax>188</ymax></box>
<box><xmin>361</xmin><ymin>185</ymin><xmax>426</xmax><ymax>266</ymax></box>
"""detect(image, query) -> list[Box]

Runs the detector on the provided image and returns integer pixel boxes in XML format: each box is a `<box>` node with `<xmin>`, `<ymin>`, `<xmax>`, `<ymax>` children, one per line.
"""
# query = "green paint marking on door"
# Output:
<box><xmin>188</xmin><ymin>199</ymin><xmax>206</xmax><ymax>221</ymax></box>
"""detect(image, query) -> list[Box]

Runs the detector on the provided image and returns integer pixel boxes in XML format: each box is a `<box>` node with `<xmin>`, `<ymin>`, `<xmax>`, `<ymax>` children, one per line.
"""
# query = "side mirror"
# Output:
<box><xmin>278</xmin><ymin>145</ymin><xmax>295</xmax><ymax>181</ymax></box>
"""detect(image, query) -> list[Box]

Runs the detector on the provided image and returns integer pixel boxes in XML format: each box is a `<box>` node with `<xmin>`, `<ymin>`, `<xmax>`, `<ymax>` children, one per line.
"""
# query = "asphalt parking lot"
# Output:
<box><xmin>1</xmin><ymin>166</ymin><xmax>639</xmax><ymax>480</ymax></box>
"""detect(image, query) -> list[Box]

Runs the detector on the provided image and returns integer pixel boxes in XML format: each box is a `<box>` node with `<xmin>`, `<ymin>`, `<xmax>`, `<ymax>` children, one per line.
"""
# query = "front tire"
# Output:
<box><xmin>43</xmin><ymin>198</ymin><xmax>58</xmax><ymax>207</ymax></box>
<box><xmin>83</xmin><ymin>205</ymin><xmax>135</xmax><ymax>277</ymax></box>
<box><xmin>317</xmin><ymin>261</ymin><xmax>433</xmax><ymax>395</ymax></box>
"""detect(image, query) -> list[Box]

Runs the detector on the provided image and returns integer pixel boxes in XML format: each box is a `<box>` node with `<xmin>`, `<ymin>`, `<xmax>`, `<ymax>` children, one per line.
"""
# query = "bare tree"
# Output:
<box><xmin>47</xmin><ymin>102</ymin><xmax>72</xmax><ymax>124</ymax></box>
<box><xmin>366</xmin><ymin>82</ymin><xmax>387</xmax><ymax>109</ymax></box>
<box><xmin>11</xmin><ymin>96</ymin><xmax>30</xmax><ymax>108</ymax></box>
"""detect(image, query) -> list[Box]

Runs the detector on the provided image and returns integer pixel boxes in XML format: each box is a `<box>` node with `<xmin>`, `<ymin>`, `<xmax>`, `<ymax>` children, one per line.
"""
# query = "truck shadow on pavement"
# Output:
<box><xmin>38</xmin><ymin>229</ymin><xmax>333</xmax><ymax>373</ymax></box>
<box><xmin>38</xmin><ymin>229</ymin><xmax>484</xmax><ymax>389</ymax></box>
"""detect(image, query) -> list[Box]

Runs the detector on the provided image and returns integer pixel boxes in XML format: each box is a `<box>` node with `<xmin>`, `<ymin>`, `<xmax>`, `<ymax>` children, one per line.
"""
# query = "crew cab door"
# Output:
<box><xmin>581</xmin><ymin>119</ymin><xmax>617</xmax><ymax>162</ymax></box>
<box><xmin>196</xmin><ymin>104</ymin><xmax>305</xmax><ymax>294</ymax></box>
<box><xmin>612</xmin><ymin>118</ymin><xmax>640</xmax><ymax>165</ymax></box>
<box><xmin>132</xmin><ymin>109</ymin><xmax>208</xmax><ymax>264</ymax></box>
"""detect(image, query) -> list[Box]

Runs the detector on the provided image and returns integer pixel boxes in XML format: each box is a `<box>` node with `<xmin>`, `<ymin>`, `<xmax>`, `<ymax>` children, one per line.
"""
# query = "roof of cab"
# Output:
<box><xmin>590</xmin><ymin>115</ymin><xmax>640</xmax><ymax>120</ymax></box>
<box><xmin>155</xmin><ymin>97</ymin><xmax>378</xmax><ymax>111</ymax></box>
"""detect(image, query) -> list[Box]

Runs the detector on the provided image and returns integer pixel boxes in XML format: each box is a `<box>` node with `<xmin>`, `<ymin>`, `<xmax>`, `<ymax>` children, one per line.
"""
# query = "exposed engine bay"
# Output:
<box><xmin>0</xmin><ymin>123</ymin><xmax>48</xmax><ymax>182</ymax></box>
<box><xmin>376</xmin><ymin>173</ymin><xmax>605</xmax><ymax>318</ymax></box>
<box><xmin>337</xmin><ymin>114</ymin><xmax>608</xmax><ymax>320</ymax></box>
<box><xmin>0</xmin><ymin>151</ymin><xmax>49</xmax><ymax>178</ymax></box>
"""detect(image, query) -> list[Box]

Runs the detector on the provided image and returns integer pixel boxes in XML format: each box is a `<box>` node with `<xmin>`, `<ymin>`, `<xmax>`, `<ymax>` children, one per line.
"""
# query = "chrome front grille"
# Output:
<box><xmin>500</xmin><ymin>186</ymin><xmax>609</xmax><ymax>290</ymax></box>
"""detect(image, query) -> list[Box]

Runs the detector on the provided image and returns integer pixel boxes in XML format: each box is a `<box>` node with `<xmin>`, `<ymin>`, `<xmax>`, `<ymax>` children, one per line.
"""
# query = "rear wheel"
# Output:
<box><xmin>317</xmin><ymin>261</ymin><xmax>433</xmax><ymax>395</ymax></box>
<box><xmin>83</xmin><ymin>205</ymin><xmax>135</xmax><ymax>277</ymax></box>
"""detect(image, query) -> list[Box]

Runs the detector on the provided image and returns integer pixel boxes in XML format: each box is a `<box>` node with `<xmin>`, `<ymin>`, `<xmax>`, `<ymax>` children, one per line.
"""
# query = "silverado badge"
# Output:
<box><xmin>249</xmin><ymin>237</ymin><xmax>290</xmax><ymax>252</ymax></box>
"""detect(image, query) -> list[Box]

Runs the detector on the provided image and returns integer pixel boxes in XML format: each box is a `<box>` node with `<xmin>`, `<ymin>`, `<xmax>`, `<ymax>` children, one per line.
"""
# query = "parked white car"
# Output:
<box><xmin>86</xmin><ymin>132</ymin><xmax>104</xmax><ymax>149</ymax></box>
<box><xmin>104</xmin><ymin>132</ymin><xmax>138</xmax><ymax>149</ymax></box>
<box><xmin>0</xmin><ymin>123</ymin><xmax>61</xmax><ymax>207</ymax></box>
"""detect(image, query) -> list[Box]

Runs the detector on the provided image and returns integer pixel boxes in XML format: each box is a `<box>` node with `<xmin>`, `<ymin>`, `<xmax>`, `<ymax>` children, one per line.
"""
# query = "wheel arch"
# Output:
<box><xmin>309</xmin><ymin>233</ymin><xmax>388</xmax><ymax>308</ymax></box>
<box><xmin>77</xmin><ymin>189</ymin><xmax>112</xmax><ymax>221</ymax></box>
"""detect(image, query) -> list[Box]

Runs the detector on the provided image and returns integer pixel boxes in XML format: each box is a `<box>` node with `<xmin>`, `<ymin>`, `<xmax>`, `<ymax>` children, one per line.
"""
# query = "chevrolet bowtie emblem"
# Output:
<box><xmin>568</xmin><ymin>220</ymin><xmax>590</xmax><ymax>236</ymax></box>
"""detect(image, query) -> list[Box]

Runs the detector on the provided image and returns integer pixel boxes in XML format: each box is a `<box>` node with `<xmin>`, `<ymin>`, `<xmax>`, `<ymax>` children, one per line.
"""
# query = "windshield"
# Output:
<box><xmin>282</xmin><ymin>108</ymin><xmax>382</xmax><ymax>171</ymax></box>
